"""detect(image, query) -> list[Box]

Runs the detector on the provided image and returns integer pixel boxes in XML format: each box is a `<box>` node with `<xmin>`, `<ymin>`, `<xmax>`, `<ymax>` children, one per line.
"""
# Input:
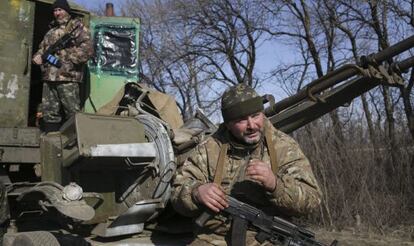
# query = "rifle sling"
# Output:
<box><xmin>213</xmin><ymin>143</ymin><xmax>228</xmax><ymax>185</ymax></box>
<box><xmin>264</xmin><ymin>124</ymin><xmax>278</xmax><ymax>174</ymax></box>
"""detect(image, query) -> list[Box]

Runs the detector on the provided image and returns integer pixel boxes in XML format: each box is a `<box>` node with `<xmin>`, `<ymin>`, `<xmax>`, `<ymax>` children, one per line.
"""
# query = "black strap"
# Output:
<box><xmin>230</xmin><ymin>216</ymin><xmax>248</xmax><ymax>246</ymax></box>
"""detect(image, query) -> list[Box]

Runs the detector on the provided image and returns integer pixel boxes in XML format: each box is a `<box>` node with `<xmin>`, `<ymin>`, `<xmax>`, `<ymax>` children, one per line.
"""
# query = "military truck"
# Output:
<box><xmin>1</xmin><ymin>0</ymin><xmax>414</xmax><ymax>245</ymax></box>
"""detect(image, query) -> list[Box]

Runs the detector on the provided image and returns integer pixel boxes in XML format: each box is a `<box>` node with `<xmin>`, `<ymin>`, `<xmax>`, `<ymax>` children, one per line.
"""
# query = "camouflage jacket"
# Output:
<box><xmin>171</xmin><ymin>120</ymin><xmax>322</xmax><ymax>243</ymax></box>
<box><xmin>34</xmin><ymin>17</ymin><xmax>93</xmax><ymax>83</ymax></box>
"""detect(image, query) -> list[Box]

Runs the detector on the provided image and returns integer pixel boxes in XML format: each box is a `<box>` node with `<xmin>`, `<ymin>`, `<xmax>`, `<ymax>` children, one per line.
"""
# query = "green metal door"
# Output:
<box><xmin>0</xmin><ymin>0</ymin><xmax>35</xmax><ymax>127</ymax></box>
<box><xmin>84</xmin><ymin>16</ymin><xmax>140</xmax><ymax>113</ymax></box>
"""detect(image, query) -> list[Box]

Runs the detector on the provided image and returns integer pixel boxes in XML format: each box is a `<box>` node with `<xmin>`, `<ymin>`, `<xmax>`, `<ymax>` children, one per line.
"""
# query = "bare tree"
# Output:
<box><xmin>122</xmin><ymin>0</ymin><xmax>220</xmax><ymax>119</ymax></box>
<box><xmin>387</xmin><ymin>0</ymin><xmax>414</xmax><ymax>140</ymax></box>
<box><xmin>174</xmin><ymin>0</ymin><xmax>272</xmax><ymax>87</ymax></box>
<box><xmin>122</xmin><ymin>0</ymin><xmax>274</xmax><ymax>119</ymax></box>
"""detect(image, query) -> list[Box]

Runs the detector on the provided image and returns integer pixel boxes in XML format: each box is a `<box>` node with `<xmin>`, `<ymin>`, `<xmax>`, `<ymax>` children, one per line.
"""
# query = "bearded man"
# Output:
<box><xmin>32</xmin><ymin>0</ymin><xmax>93</xmax><ymax>133</ymax></box>
<box><xmin>171</xmin><ymin>83</ymin><xmax>322</xmax><ymax>245</ymax></box>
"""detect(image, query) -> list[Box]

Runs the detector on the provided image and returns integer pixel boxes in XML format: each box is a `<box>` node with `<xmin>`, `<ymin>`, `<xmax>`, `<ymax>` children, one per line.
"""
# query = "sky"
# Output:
<box><xmin>71</xmin><ymin>0</ymin><xmax>293</xmax><ymax>100</ymax></box>
<box><xmin>72</xmin><ymin>0</ymin><xmax>127</xmax><ymax>15</ymax></box>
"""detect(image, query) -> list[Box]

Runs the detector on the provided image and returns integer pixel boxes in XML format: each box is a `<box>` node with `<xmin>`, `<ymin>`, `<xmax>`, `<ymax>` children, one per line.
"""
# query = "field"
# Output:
<box><xmin>314</xmin><ymin>225</ymin><xmax>414</xmax><ymax>245</ymax></box>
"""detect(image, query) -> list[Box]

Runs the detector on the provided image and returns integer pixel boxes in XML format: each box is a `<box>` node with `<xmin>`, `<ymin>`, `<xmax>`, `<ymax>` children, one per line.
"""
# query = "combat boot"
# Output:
<box><xmin>42</xmin><ymin>122</ymin><xmax>61</xmax><ymax>133</ymax></box>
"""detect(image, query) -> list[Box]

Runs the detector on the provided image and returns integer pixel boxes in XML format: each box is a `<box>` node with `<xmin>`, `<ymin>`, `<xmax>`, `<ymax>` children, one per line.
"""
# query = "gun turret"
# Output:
<box><xmin>265</xmin><ymin>35</ymin><xmax>414</xmax><ymax>133</ymax></box>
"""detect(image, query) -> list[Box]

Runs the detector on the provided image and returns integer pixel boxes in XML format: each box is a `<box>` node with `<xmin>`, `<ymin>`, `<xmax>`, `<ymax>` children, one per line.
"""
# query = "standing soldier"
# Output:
<box><xmin>171</xmin><ymin>84</ymin><xmax>322</xmax><ymax>245</ymax></box>
<box><xmin>32</xmin><ymin>0</ymin><xmax>93</xmax><ymax>133</ymax></box>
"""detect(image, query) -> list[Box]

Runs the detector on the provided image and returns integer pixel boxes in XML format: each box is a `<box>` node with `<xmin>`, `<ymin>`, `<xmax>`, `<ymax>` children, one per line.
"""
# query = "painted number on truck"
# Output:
<box><xmin>0</xmin><ymin>72</ymin><xmax>19</xmax><ymax>99</ymax></box>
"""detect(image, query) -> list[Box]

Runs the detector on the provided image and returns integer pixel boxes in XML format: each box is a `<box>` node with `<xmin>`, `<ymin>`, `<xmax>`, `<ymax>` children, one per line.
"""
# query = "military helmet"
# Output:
<box><xmin>221</xmin><ymin>83</ymin><xmax>264</xmax><ymax>122</ymax></box>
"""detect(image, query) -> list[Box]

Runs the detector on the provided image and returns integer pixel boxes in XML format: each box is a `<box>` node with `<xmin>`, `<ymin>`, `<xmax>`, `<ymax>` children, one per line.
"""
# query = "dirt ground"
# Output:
<box><xmin>313</xmin><ymin>227</ymin><xmax>414</xmax><ymax>246</ymax></box>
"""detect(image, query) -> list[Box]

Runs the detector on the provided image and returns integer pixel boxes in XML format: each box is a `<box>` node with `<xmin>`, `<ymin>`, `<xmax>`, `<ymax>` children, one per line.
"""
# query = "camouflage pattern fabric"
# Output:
<box><xmin>0</xmin><ymin>182</ymin><xmax>8</xmax><ymax>225</ymax></box>
<box><xmin>189</xmin><ymin>230</ymin><xmax>273</xmax><ymax>246</ymax></box>
<box><xmin>35</xmin><ymin>16</ymin><xmax>91</xmax><ymax>124</ymax></box>
<box><xmin>34</xmin><ymin>16</ymin><xmax>93</xmax><ymax>83</ymax></box>
<box><xmin>0</xmin><ymin>182</ymin><xmax>9</xmax><ymax>244</ymax></box>
<box><xmin>171</xmin><ymin>119</ymin><xmax>322</xmax><ymax>245</ymax></box>
<box><xmin>42</xmin><ymin>82</ymin><xmax>80</xmax><ymax>123</ymax></box>
<box><xmin>221</xmin><ymin>84</ymin><xmax>264</xmax><ymax>122</ymax></box>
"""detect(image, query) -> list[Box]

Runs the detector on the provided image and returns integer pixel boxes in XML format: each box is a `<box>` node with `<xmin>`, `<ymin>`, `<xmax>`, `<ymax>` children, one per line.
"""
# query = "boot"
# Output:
<box><xmin>42</xmin><ymin>122</ymin><xmax>61</xmax><ymax>133</ymax></box>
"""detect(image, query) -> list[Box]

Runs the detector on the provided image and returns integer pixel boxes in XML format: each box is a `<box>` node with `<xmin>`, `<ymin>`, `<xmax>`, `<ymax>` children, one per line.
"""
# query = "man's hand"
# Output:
<box><xmin>193</xmin><ymin>183</ymin><xmax>228</xmax><ymax>212</ymax></box>
<box><xmin>246</xmin><ymin>159</ymin><xmax>277</xmax><ymax>192</ymax></box>
<box><xmin>32</xmin><ymin>55</ymin><xmax>43</xmax><ymax>65</ymax></box>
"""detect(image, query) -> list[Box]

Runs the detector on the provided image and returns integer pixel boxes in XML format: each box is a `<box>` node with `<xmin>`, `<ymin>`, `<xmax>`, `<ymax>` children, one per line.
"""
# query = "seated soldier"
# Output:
<box><xmin>171</xmin><ymin>83</ymin><xmax>322</xmax><ymax>245</ymax></box>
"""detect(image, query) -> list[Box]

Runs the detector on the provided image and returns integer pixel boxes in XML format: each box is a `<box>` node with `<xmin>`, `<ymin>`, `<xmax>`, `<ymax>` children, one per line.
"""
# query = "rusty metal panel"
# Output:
<box><xmin>40</xmin><ymin>133</ymin><xmax>67</xmax><ymax>183</ymax></box>
<box><xmin>74</xmin><ymin>113</ymin><xmax>146</xmax><ymax>157</ymax></box>
<box><xmin>0</xmin><ymin>0</ymin><xmax>35</xmax><ymax>127</ymax></box>
<box><xmin>0</xmin><ymin>146</ymin><xmax>40</xmax><ymax>164</ymax></box>
<box><xmin>0</xmin><ymin>127</ymin><xmax>40</xmax><ymax>147</ymax></box>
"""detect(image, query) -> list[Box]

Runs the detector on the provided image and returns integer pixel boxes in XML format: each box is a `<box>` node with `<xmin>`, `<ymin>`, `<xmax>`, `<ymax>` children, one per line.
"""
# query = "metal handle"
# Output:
<box><xmin>23</xmin><ymin>40</ymin><xmax>30</xmax><ymax>75</ymax></box>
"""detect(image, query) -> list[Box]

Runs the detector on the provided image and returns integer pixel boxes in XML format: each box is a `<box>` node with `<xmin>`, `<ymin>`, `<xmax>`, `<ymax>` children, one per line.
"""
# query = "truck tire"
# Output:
<box><xmin>11</xmin><ymin>231</ymin><xmax>60</xmax><ymax>246</ymax></box>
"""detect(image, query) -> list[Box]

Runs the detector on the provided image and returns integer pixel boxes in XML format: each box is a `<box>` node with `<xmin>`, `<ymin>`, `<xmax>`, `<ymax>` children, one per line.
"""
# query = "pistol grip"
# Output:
<box><xmin>195</xmin><ymin>211</ymin><xmax>214</xmax><ymax>227</ymax></box>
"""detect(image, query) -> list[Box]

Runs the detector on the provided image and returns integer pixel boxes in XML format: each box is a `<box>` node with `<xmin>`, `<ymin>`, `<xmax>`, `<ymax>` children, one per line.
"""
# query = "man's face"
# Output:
<box><xmin>53</xmin><ymin>8</ymin><xmax>69</xmax><ymax>21</ymax></box>
<box><xmin>226</xmin><ymin>112</ymin><xmax>265</xmax><ymax>145</ymax></box>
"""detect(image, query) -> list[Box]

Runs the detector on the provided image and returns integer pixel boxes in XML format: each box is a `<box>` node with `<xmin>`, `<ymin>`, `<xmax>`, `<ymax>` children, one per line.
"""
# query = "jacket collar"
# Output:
<box><xmin>215</xmin><ymin>124</ymin><xmax>264</xmax><ymax>159</ymax></box>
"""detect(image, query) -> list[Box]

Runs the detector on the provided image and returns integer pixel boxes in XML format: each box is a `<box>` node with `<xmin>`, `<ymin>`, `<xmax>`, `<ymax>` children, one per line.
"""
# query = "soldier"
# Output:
<box><xmin>171</xmin><ymin>84</ymin><xmax>322</xmax><ymax>245</ymax></box>
<box><xmin>32</xmin><ymin>0</ymin><xmax>93</xmax><ymax>133</ymax></box>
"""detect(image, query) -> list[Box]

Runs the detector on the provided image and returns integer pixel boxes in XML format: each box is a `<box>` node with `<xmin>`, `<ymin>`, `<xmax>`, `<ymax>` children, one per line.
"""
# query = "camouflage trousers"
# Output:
<box><xmin>42</xmin><ymin>81</ymin><xmax>80</xmax><ymax>124</ymax></box>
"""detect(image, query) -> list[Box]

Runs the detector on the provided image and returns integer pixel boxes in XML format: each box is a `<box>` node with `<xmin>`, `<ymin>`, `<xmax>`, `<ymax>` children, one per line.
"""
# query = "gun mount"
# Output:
<box><xmin>0</xmin><ymin>1</ymin><xmax>197</xmax><ymax>245</ymax></box>
<box><xmin>265</xmin><ymin>35</ymin><xmax>414</xmax><ymax>133</ymax></box>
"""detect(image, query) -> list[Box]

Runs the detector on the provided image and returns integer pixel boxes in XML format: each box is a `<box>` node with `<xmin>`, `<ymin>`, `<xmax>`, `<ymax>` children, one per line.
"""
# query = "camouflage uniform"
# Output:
<box><xmin>171</xmin><ymin>84</ymin><xmax>322</xmax><ymax>246</ymax></box>
<box><xmin>34</xmin><ymin>16</ymin><xmax>93</xmax><ymax>124</ymax></box>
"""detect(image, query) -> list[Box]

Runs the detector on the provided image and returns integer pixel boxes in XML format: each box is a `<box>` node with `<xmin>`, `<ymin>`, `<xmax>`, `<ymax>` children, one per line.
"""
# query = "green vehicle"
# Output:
<box><xmin>1</xmin><ymin>0</ymin><xmax>414</xmax><ymax>245</ymax></box>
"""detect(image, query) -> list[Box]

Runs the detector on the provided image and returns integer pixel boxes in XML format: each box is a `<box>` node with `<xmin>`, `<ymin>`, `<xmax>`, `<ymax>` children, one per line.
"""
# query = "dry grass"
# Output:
<box><xmin>294</xmin><ymin>118</ymin><xmax>414</xmax><ymax>235</ymax></box>
<box><xmin>313</xmin><ymin>226</ymin><xmax>414</xmax><ymax>246</ymax></box>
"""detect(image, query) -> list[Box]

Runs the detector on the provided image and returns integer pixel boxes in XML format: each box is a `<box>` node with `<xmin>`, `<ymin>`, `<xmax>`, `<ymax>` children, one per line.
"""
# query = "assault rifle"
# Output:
<box><xmin>196</xmin><ymin>196</ymin><xmax>338</xmax><ymax>246</ymax></box>
<box><xmin>41</xmin><ymin>23</ymin><xmax>81</xmax><ymax>68</ymax></box>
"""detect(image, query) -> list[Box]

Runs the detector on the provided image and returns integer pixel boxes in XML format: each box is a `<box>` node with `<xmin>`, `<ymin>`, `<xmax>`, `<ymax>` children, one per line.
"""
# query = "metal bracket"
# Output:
<box><xmin>306</xmin><ymin>87</ymin><xmax>326</xmax><ymax>103</ymax></box>
<box><xmin>366</xmin><ymin>64</ymin><xmax>405</xmax><ymax>87</ymax></box>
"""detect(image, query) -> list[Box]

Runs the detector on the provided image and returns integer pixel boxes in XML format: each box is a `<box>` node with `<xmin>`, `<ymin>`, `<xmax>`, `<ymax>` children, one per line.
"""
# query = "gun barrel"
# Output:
<box><xmin>371</xmin><ymin>35</ymin><xmax>414</xmax><ymax>64</ymax></box>
<box><xmin>393</xmin><ymin>56</ymin><xmax>414</xmax><ymax>72</ymax></box>
<box><xmin>265</xmin><ymin>64</ymin><xmax>361</xmax><ymax>116</ymax></box>
<box><xmin>265</xmin><ymin>35</ymin><xmax>414</xmax><ymax>132</ymax></box>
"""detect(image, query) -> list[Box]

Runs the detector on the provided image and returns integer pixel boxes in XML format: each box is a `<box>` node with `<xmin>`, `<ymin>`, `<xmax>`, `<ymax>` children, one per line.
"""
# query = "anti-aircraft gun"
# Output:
<box><xmin>1</xmin><ymin>1</ymin><xmax>414</xmax><ymax>246</ymax></box>
<box><xmin>264</xmin><ymin>36</ymin><xmax>414</xmax><ymax>133</ymax></box>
